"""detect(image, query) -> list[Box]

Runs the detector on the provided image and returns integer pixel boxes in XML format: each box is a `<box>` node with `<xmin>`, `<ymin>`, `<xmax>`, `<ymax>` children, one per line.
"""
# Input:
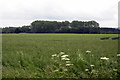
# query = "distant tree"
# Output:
<box><xmin>14</xmin><ymin>27</ymin><xmax>21</xmax><ymax>33</ymax></box>
<box><xmin>2</xmin><ymin>27</ymin><xmax>16</xmax><ymax>33</ymax></box>
<box><xmin>31</xmin><ymin>21</ymin><xmax>61</xmax><ymax>33</ymax></box>
<box><xmin>4</xmin><ymin>20</ymin><xmax>119</xmax><ymax>34</ymax></box>
<box><xmin>61</xmin><ymin>21</ymin><xmax>70</xmax><ymax>26</ymax></box>
<box><xmin>70</xmin><ymin>20</ymin><xmax>99</xmax><ymax>33</ymax></box>
<box><xmin>58</xmin><ymin>26</ymin><xmax>70</xmax><ymax>33</ymax></box>
<box><xmin>88</xmin><ymin>21</ymin><xmax>100</xmax><ymax>34</ymax></box>
<box><xmin>100</xmin><ymin>28</ymin><xmax>119</xmax><ymax>34</ymax></box>
<box><xmin>21</xmin><ymin>26</ymin><xmax>31</xmax><ymax>33</ymax></box>
<box><xmin>70</xmin><ymin>20</ymin><xmax>79</xmax><ymax>28</ymax></box>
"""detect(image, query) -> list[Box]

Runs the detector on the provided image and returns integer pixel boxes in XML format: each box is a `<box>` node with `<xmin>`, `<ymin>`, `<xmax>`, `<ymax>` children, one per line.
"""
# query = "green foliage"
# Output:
<box><xmin>31</xmin><ymin>21</ymin><xmax>60</xmax><ymax>33</ymax></box>
<box><xmin>2</xmin><ymin>34</ymin><xmax>118</xmax><ymax>78</ymax></box>
<box><xmin>20</xmin><ymin>26</ymin><xmax>31</xmax><ymax>33</ymax></box>
<box><xmin>2</xmin><ymin>20</ymin><xmax>102</xmax><ymax>33</ymax></box>
<box><xmin>2</xmin><ymin>20</ymin><xmax>119</xmax><ymax>34</ymax></box>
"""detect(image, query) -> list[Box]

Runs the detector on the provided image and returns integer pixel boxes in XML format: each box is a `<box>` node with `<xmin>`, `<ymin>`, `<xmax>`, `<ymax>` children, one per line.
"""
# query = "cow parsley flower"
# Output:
<box><xmin>61</xmin><ymin>57</ymin><xmax>70</xmax><ymax>61</ymax></box>
<box><xmin>59</xmin><ymin>52</ymin><xmax>65</xmax><ymax>55</ymax></box>
<box><xmin>65</xmin><ymin>58</ymin><xmax>70</xmax><ymax>61</ymax></box>
<box><xmin>100</xmin><ymin>57</ymin><xmax>109</xmax><ymax>60</ymax></box>
<box><xmin>113</xmin><ymin>69</ymin><xmax>117</xmax><ymax>71</ymax></box>
<box><xmin>85</xmin><ymin>69</ymin><xmax>89</xmax><ymax>71</ymax></box>
<box><xmin>61</xmin><ymin>57</ymin><xmax>66</xmax><ymax>60</ymax></box>
<box><xmin>66</xmin><ymin>61</ymin><xmax>71</xmax><ymax>63</ymax></box>
<box><xmin>90</xmin><ymin>65</ymin><xmax>94</xmax><ymax>67</ymax></box>
<box><xmin>61</xmin><ymin>55</ymin><xmax>69</xmax><ymax>58</ymax></box>
<box><xmin>52</xmin><ymin>54</ymin><xmax>57</xmax><ymax>57</ymax></box>
<box><xmin>86</xmin><ymin>50</ymin><xmax>91</xmax><ymax>53</ymax></box>
<box><xmin>66</xmin><ymin>64</ymin><xmax>73</xmax><ymax>66</ymax></box>
<box><xmin>117</xmin><ymin>54</ymin><xmax>120</xmax><ymax>57</ymax></box>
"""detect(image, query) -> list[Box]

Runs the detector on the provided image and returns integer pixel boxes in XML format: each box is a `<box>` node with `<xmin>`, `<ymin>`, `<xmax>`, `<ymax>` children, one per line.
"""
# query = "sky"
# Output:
<box><xmin>0</xmin><ymin>0</ymin><xmax>119</xmax><ymax>28</ymax></box>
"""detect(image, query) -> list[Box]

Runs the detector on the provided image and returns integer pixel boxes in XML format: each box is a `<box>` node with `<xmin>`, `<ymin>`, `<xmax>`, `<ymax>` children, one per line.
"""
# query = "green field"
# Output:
<box><xmin>2</xmin><ymin>34</ymin><xmax>119</xmax><ymax>78</ymax></box>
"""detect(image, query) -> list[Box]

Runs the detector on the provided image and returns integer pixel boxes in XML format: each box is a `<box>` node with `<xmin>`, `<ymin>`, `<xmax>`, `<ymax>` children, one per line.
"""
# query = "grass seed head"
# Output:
<box><xmin>53</xmin><ymin>69</ymin><xmax>59</xmax><ymax>72</ymax></box>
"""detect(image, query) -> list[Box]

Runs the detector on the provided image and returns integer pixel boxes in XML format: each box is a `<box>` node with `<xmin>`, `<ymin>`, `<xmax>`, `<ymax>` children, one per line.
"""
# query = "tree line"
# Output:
<box><xmin>1</xmin><ymin>20</ymin><xmax>119</xmax><ymax>34</ymax></box>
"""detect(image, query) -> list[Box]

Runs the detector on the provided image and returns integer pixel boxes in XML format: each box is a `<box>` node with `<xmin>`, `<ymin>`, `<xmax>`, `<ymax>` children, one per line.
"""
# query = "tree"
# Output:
<box><xmin>31</xmin><ymin>21</ymin><xmax>61</xmax><ymax>33</ymax></box>
<box><xmin>1</xmin><ymin>20</ymin><xmax>105</xmax><ymax>34</ymax></box>
<box><xmin>2</xmin><ymin>27</ymin><xmax>16</xmax><ymax>33</ymax></box>
<box><xmin>14</xmin><ymin>27</ymin><xmax>21</xmax><ymax>33</ymax></box>
<box><xmin>21</xmin><ymin>26</ymin><xmax>31</xmax><ymax>33</ymax></box>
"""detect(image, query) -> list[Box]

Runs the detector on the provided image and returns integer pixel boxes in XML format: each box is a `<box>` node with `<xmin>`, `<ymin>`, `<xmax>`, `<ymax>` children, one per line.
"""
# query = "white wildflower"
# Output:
<box><xmin>53</xmin><ymin>69</ymin><xmax>59</xmax><ymax>72</ymax></box>
<box><xmin>65</xmin><ymin>58</ymin><xmax>70</xmax><ymax>61</ymax></box>
<box><xmin>100</xmin><ymin>57</ymin><xmax>109</xmax><ymax>60</ymax></box>
<box><xmin>85</xmin><ymin>69</ymin><xmax>89</xmax><ymax>71</ymax></box>
<box><xmin>52</xmin><ymin>54</ymin><xmax>57</xmax><ymax>57</ymax></box>
<box><xmin>117</xmin><ymin>54</ymin><xmax>120</xmax><ymax>57</ymax></box>
<box><xmin>61</xmin><ymin>57</ymin><xmax>66</xmax><ymax>60</ymax></box>
<box><xmin>66</xmin><ymin>61</ymin><xmax>71</xmax><ymax>63</ymax></box>
<box><xmin>86</xmin><ymin>50</ymin><xmax>91</xmax><ymax>53</ymax></box>
<box><xmin>90</xmin><ymin>65</ymin><xmax>94</xmax><ymax>67</ymax></box>
<box><xmin>61</xmin><ymin>55</ymin><xmax>69</xmax><ymax>58</ymax></box>
<box><xmin>61</xmin><ymin>57</ymin><xmax>70</xmax><ymax>61</ymax></box>
<box><xmin>59</xmin><ymin>52</ymin><xmax>65</xmax><ymax>55</ymax></box>
<box><xmin>113</xmin><ymin>69</ymin><xmax>117</xmax><ymax>71</ymax></box>
<box><xmin>66</xmin><ymin>64</ymin><xmax>73</xmax><ymax>66</ymax></box>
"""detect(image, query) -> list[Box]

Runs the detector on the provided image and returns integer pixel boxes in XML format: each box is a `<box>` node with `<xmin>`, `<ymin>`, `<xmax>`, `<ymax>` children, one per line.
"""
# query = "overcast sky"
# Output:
<box><xmin>0</xmin><ymin>0</ymin><xmax>119</xmax><ymax>28</ymax></box>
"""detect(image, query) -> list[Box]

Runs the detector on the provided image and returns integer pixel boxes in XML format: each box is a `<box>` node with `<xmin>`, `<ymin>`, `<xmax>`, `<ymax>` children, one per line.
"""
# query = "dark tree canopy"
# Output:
<box><xmin>2</xmin><ymin>20</ymin><xmax>119</xmax><ymax>34</ymax></box>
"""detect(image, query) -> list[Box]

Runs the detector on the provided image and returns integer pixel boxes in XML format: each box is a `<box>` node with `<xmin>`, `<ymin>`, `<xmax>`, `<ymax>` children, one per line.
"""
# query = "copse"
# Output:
<box><xmin>2</xmin><ymin>20</ymin><xmax>119</xmax><ymax>34</ymax></box>
<box><xmin>31</xmin><ymin>20</ymin><xmax>61</xmax><ymax>33</ymax></box>
<box><xmin>70</xmin><ymin>20</ymin><xmax>100</xmax><ymax>33</ymax></box>
<box><xmin>2</xmin><ymin>27</ymin><xmax>21</xmax><ymax>33</ymax></box>
<box><xmin>30</xmin><ymin>20</ymin><xmax>100</xmax><ymax>33</ymax></box>
<box><xmin>2</xmin><ymin>26</ymin><xmax>30</xmax><ymax>33</ymax></box>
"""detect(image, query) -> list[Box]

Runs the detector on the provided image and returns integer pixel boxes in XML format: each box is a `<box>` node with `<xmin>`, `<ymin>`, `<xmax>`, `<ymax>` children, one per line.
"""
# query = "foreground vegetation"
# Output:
<box><xmin>2</xmin><ymin>34</ymin><xmax>119</xmax><ymax>78</ymax></box>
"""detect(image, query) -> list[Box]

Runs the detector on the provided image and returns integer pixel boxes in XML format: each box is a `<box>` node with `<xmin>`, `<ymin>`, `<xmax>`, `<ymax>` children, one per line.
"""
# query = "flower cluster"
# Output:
<box><xmin>52</xmin><ymin>52</ymin><xmax>73</xmax><ymax>67</ymax></box>
<box><xmin>100</xmin><ymin>57</ymin><xmax>109</xmax><ymax>60</ymax></box>
<box><xmin>51</xmin><ymin>51</ymin><xmax>74</xmax><ymax>74</ymax></box>
<box><xmin>117</xmin><ymin>54</ymin><xmax>120</xmax><ymax>57</ymax></box>
<box><xmin>86</xmin><ymin>50</ymin><xmax>91</xmax><ymax>54</ymax></box>
<box><xmin>90</xmin><ymin>64</ymin><xmax>94</xmax><ymax>67</ymax></box>
<box><xmin>85</xmin><ymin>69</ymin><xmax>89</xmax><ymax>72</ymax></box>
<box><xmin>51</xmin><ymin>54</ymin><xmax>57</xmax><ymax>57</ymax></box>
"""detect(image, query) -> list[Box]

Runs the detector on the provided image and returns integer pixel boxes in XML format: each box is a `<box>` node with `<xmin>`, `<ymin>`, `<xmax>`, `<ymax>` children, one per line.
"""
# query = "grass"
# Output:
<box><xmin>2</xmin><ymin>33</ymin><xmax>119</xmax><ymax>78</ymax></box>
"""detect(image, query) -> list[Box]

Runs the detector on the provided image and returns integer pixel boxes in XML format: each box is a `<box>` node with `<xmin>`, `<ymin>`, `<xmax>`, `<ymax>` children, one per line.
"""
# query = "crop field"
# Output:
<box><xmin>2</xmin><ymin>34</ymin><xmax>119</xmax><ymax>78</ymax></box>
